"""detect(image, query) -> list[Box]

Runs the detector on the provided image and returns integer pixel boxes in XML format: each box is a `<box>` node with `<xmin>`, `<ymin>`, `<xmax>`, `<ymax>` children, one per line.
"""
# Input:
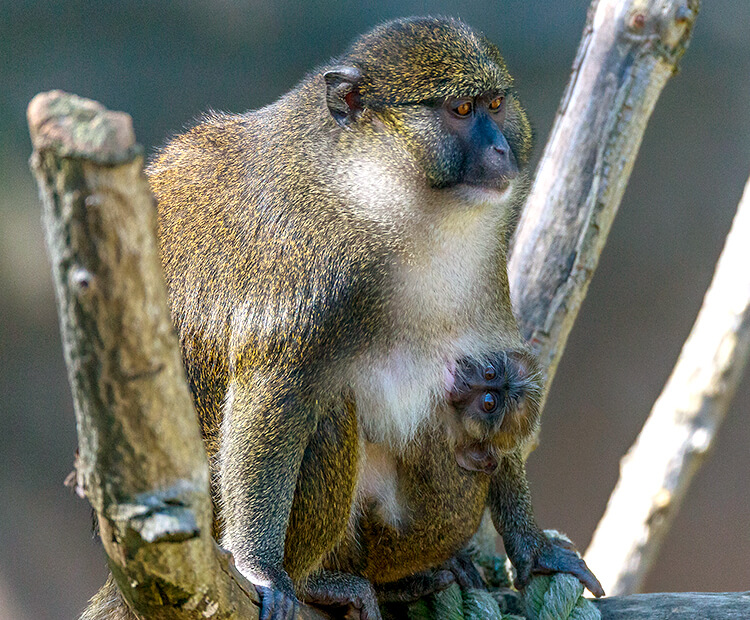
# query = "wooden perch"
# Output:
<box><xmin>584</xmin><ymin>170</ymin><xmax>750</xmax><ymax>595</ymax></box>
<box><xmin>593</xmin><ymin>591</ymin><xmax>750</xmax><ymax>619</ymax></box>
<box><xmin>28</xmin><ymin>90</ymin><xmax>326</xmax><ymax>620</ymax></box>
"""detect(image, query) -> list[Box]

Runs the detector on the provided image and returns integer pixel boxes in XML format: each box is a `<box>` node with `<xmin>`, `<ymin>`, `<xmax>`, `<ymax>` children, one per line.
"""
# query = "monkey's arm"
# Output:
<box><xmin>489</xmin><ymin>450</ymin><xmax>605</xmax><ymax>597</ymax></box>
<box><xmin>218</xmin><ymin>369</ymin><xmax>313</xmax><ymax>619</ymax></box>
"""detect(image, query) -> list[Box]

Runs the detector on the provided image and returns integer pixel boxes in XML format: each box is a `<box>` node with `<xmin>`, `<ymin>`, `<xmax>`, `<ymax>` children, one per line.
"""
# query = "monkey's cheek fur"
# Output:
<box><xmin>490</xmin><ymin>408</ymin><xmax>539</xmax><ymax>453</ymax></box>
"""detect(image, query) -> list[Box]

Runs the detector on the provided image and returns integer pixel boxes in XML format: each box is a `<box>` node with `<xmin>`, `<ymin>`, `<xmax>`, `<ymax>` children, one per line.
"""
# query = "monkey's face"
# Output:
<box><xmin>447</xmin><ymin>350</ymin><xmax>542</xmax><ymax>474</ymax></box>
<box><xmin>385</xmin><ymin>92</ymin><xmax>526</xmax><ymax>203</ymax></box>
<box><xmin>325</xmin><ymin>16</ymin><xmax>532</xmax><ymax>216</ymax></box>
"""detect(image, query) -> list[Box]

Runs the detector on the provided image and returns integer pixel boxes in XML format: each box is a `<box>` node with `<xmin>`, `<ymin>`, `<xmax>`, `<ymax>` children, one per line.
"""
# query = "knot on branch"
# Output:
<box><xmin>28</xmin><ymin>90</ymin><xmax>141</xmax><ymax>164</ymax></box>
<box><xmin>106</xmin><ymin>480</ymin><xmax>204</xmax><ymax>545</ymax></box>
<box><xmin>623</xmin><ymin>0</ymin><xmax>699</xmax><ymax>68</ymax></box>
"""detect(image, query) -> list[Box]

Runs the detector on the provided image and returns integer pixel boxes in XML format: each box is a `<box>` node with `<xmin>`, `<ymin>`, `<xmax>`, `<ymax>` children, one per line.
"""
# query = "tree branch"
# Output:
<box><xmin>509</xmin><ymin>0</ymin><xmax>699</xmax><ymax>395</ymax></box>
<box><xmin>477</xmin><ymin>0</ymin><xmax>701</xmax><ymax>575</ymax></box>
<box><xmin>584</xmin><ymin>170</ymin><xmax>750</xmax><ymax>594</ymax></box>
<box><xmin>593</xmin><ymin>591</ymin><xmax>750</xmax><ymax>619</ymax></box>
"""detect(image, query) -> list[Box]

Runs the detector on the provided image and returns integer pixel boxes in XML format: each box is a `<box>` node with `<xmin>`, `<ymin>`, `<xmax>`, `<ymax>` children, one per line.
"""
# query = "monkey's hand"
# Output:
<box><xmin>235</xmin><ymin>559</ymin><xmax>300</xmax><ymax>620</ymax></box>
<box><xmin>376</xmin><ymin>550</ymin><xmax>485</xmax><ymax>603</ymax></box>
<box><xmin>301</xmin><ymin>571</ymin><xmax>381</xmax><ymax>620</ymax></box>
<box><xmin>507</xmin><ymin>533</ymin><xmax>605</xmax><ymax>598</ymax></box>
<box><xmin>490</xmin><ymin>453</ymin><xmax>604</xmax><ymax>598</ymax></box>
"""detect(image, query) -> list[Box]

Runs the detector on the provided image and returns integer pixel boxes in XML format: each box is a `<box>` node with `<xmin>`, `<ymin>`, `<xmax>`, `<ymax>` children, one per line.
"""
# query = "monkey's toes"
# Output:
<box><xmin>376</xmin><ymin>568</ymin><xmax>456</xmax><ymax>603</ymax></box>
<box><xmin>440</xmin><ymin>551</ymin><xmax>486</xmax><ymax>590</ymax></box>
<box><xmin>522</xmin><ymin>540</ymin><xmax>605</xmax><ymax>598</ymax></box>
<box><xmin>304</xmin><ymin>572</ymin><xmax>382</xmax><ymax>620</ymax></box>
<box><xmin>256</xmin><ymin>584</ymin><xmax>300</xmax><ymax>620</ymax></box>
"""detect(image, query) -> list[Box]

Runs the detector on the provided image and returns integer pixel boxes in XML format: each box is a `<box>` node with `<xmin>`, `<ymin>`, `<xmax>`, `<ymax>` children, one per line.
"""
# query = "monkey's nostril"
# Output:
<box><xmin>493</xmin><ymin>146</ymin><xmax>506</xmax><ymax>155</ymax></box>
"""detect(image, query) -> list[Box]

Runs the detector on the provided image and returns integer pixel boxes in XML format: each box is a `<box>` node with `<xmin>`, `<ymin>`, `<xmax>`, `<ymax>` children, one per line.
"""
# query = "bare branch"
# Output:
<box><xmin>509</xmin><ymin>0</ymin><xmax>699</xmax><ymax>394</ymax></box>
<box><xmin>29</xmin><ymin>90</ymin><xmax>263</xmax><ymax>619</ymax></box>
<box><xmin>594</xmin><ymin>591</ymin><xmax>750</xmax><ymax>619</ymax></box>
<box><xmin>584</xmin><ymin>170</ymin><xmax>750</xmax><ymax>595</ymax></box>
<box><xmin>477</xmin><ymin>0</ymin><xmax>699</xmax><ymax>566</ymax></box>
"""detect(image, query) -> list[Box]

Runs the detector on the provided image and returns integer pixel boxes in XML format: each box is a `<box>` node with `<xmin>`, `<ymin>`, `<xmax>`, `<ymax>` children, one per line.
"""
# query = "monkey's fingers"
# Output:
<box><xmin>376</xmin><ymin>569</ymin><xmax>455</xmax><ymax>603</ymax></box>
<box><xmin>440</xmin><ymin>551</ymin><xmax>486</xmax><ymax>590</ymax></box>
<box><xmin>303</xmin><ymin>572</ymin><xmax>382</xmax><ymax>620</ymax></box>
<box><xmin>256</xmin><ymin>584</ymin><xmax>300</xmax><ymax>620</ymax></box>
<box><xmin>520</xmin><ymin>542</ymin><xmax>605</xmax><ymax>598</ymax></box>
<box><xmin>341</xmin><ymin>591</ymin><xmax>382</xmax><ymax>620</ymax></box>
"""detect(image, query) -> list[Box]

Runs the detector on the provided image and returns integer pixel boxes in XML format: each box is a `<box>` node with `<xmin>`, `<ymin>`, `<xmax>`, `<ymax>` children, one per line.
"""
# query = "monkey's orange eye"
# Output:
<box><xmin>454</xmin><ymin>101</ymin><xmax>472</xmax><ymax>116</ymax></box>
<box><xmin>489</xmin><ymin>96</ymin><xmax>504</xmax><ymax>111</ymax></box>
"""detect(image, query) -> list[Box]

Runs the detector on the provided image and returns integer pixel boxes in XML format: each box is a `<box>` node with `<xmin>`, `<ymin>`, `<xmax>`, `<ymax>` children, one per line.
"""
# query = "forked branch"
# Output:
<box><xmin>28</xmin><ymin>90</ymin><xmax>325</xmax><ymax>620</ymax></box>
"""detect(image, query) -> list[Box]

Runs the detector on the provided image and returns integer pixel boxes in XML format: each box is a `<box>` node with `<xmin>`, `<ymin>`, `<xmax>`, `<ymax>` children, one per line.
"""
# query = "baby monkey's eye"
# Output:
<box><xmin>489</xmin><ymin>96</ymin><xmax>504</xmax><ymax>112</ymax></box>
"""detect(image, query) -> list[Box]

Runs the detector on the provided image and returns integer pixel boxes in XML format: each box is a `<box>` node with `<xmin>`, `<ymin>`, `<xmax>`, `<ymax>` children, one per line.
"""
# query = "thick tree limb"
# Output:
<box><xmin>593</xmin><ymin>591</ymin><xmax>750</xmax><ymax>619</ymax></box>
<box><xmin>584</xmin><ymin>171</ymin><xmax>750</xmax><ymax>595</ymax></box>
<box><xmin>28</xmin><ymin>91</ymin><xmax>326</xmax><ymax>620</ymax></box>
<box><xmin>509</xmin><ymin>0</ymin><xmax>699</xmax><ymax>392</ymax></box>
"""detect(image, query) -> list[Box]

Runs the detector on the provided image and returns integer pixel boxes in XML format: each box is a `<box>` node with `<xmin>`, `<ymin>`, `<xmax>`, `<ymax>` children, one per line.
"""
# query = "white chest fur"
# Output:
<box><xmin>348</xmin><ymin>187</ymin><xmax>515</xmax><ymax>525</ymax></box>
<box><xmin>350</xmin><ymin>202</ymin><xmax>506</xmax><ymax>448</ymax></box>
<box><xmin>355</xmin><ymin>440</ymin><xmax>405</xmax><ymax>526</ymax></box>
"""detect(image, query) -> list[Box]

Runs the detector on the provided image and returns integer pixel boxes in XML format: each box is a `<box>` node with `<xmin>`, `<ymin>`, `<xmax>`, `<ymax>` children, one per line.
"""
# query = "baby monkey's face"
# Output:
<box><xmin>446</xmin><ymin>349</ymin><xmax>542</xmax><ymax>473</ymax></box>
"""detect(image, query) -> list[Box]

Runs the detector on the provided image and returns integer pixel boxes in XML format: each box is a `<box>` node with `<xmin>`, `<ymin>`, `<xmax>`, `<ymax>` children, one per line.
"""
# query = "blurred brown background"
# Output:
<box><xmin>1</xmin><ymin>1</ymin><xmax>748</xmax><ymax>618</ymax></box>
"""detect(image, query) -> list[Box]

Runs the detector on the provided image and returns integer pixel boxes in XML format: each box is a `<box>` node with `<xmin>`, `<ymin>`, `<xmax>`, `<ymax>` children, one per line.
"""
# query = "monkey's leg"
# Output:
<box><xmin>285</xmin><ymin>399</ymin><xmax>381</xmax><ymax>620</ymax></box>
<box><xmin>218</xmin><ymin>369</ymin><xmax>315</xmax><ymax>620</ymax></box>
<box><xmin>489</xmin><ymin>450</ymin><xmax>605</xmax><ymax>597</ymax></box>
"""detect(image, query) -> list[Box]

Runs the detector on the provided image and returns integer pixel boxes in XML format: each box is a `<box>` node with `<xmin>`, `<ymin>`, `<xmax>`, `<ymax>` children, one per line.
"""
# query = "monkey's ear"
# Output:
<box><xmin>324</xmin><ymin>66</ymin><xmax>363</xmax><ymax>129</ymax></box>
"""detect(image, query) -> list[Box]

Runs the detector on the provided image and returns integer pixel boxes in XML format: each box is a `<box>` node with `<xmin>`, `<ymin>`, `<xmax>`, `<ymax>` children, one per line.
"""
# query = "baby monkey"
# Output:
<box><xmin>447</xmin><ymin>350</ymin><xmax>542</xmax><ymax>473</ymax></box>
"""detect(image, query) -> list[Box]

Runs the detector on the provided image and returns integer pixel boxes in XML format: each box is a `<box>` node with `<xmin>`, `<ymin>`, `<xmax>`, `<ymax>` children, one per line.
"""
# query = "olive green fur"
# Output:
<box><xmin>81</xmin><ymin>15</ymin><xmax>546</xmax><ymax>619</ymax></box>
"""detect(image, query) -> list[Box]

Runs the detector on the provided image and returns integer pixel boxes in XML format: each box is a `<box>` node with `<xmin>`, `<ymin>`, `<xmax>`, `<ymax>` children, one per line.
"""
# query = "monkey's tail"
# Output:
<box><xmin>79</xmin><ymin>574</ymin><xmax>137</xmax><ymax>620</ymax></box>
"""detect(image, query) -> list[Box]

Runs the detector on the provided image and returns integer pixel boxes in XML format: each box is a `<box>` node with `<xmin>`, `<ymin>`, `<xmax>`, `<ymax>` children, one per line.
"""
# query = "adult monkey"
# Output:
<box><xmin>82</xmin><ymin>16</ymin><xmax>602</xmax><ymax>620</ymax></box>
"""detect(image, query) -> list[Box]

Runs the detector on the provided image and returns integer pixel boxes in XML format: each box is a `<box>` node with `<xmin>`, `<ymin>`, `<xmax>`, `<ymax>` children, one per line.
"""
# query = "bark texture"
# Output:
<box><xmin>509</xmin><ymin>0</ymin><xmax>700</xmax><ymax>394</ymax></box>
<box><xmin>593</xmin><ymin>591</ymin><xmax>750</xmax><ymax>619</ymax></box>
<box><xmin>29</xmin><ymin>90</ymin><xmax>267</xmax><ymax>619</ymax></box>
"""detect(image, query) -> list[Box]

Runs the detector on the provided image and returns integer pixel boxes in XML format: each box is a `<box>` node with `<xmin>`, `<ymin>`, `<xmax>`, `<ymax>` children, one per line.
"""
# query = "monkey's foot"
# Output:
<box><xmin>376</xmin><ymin>551</ymin><xmax>485</xmax><ymax>603</ymax></box>
<box><xmin>511</xmin><ymin>534</ymin><xmax>605</xmax><ymax>598</ymax></box>
<box><xmin>375</xmin><ymin>568</ymin><xmax>455</xmax><ymax>603</ymax></box>
<box><xmin>302</xmin><ymin>571</ymin><xmax>382</xmax><ymax>620</ymax></box>
<box><xmin>235</xmin><ymin>560</ymin><xmax>300</xmax><ymax>620</ymax></box>
<box><xmin>440</xmin><ymin>550</ymin><xmax>486</xmax><ymax>590</ymax></box>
